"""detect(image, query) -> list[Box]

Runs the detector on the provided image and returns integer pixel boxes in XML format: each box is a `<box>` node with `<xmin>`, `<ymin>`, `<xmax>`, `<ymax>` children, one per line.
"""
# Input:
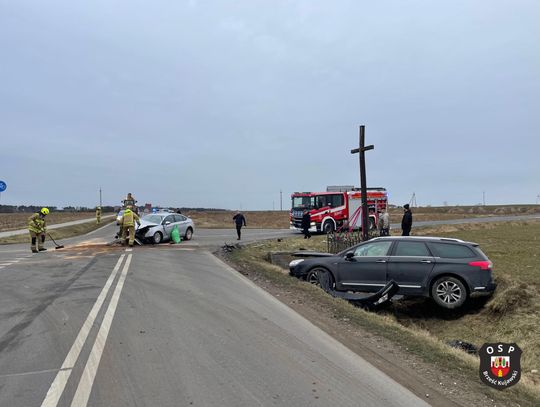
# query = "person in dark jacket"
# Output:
<box><xmin>301</xmin><ymin>209</ymin><xmax>311</xmax><ymax>239</ymax></box>
<box><xmin>233</xmin><ymin>211</ymin><xmax>246</xmax><ymax>240</ymax></box>
<box><xmin>401</xmin><ymin>204</ymin><xmax>413</xmax><ymax>236</ymax></box>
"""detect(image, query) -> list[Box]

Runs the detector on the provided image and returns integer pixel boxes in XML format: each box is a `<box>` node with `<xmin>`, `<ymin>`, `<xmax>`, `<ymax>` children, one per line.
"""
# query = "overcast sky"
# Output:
<box><xmin>1</xmin><ymin>0</ymin><xmax>538</xmax><ymax>210</ymax></box>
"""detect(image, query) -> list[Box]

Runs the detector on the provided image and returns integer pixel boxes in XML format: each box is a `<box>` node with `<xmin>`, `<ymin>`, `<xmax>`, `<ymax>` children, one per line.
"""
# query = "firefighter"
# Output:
<box><xmin>122</xmin><ymin>193</ymin><xmax>138</xmax><ymax>214</ymax></box>
<box><xmin>120</xmin><ymin>208</ymin><xmax>141</xmax><ymax>247</ymax></box>
<box><xmin>96</xmin><ymin>206</ymin><xmax>102</xmax><ymax>224</ymax></box>
<box><xmin>28</xmin><ymin>207</ymin><xmax>49</xmax><ymax>253</ymax></box>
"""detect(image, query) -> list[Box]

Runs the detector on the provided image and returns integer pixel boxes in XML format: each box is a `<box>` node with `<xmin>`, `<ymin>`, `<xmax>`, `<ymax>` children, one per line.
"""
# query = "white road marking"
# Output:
<box><xmin>71</xmin><ymin>254</ymin><xmax>133</xmax><ymax>407</ymax></box>
<box><xmin>125</xmin><ymin>248</ymin><xmax>133</xmax><ymax>252</ymax></box>
<box><xmin>0</xmin><ymin>263</ymin><xmax>13</xmax><ymax>266</ymax></box>
<box><xmin>40</xmin><ymin>254</ymin><xmax>126</xmax><ymax>407</ymax></box>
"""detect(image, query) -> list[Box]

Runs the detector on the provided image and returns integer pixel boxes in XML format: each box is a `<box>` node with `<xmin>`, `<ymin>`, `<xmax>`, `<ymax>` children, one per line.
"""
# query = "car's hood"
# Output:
<box><xmin>138</xmin><ymin>220</ymin><xmax>160</xmax><ymax>229</ymax></box>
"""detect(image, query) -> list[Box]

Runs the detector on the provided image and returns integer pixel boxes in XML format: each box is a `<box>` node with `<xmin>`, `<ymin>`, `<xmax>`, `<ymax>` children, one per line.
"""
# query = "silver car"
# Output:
<box><xmin>136</xmin><ymin>212</ymin><xmax>194</xmax><ymax>244</ymax></box>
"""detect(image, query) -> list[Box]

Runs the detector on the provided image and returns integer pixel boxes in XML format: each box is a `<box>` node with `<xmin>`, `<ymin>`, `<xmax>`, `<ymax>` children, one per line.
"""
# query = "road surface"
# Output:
<box><xmin>0</xmin><ymin>223</ymin><xmax>430</xmax><ymax>406</ymax></box>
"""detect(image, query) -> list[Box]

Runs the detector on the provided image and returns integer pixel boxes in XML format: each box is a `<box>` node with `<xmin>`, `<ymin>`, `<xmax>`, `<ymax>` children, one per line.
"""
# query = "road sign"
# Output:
<box><xmin>0</xmin><ymin>181</ymin><xmax>6</xmax><ymax>192</ymax></box>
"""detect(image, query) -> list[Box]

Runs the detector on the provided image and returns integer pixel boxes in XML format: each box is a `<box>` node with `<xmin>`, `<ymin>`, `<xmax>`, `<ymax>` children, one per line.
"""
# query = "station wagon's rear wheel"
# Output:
<box><xmin>431</xmin><ymin>276</ymin><xmax>467</xmax><ymax>309</ymax></box>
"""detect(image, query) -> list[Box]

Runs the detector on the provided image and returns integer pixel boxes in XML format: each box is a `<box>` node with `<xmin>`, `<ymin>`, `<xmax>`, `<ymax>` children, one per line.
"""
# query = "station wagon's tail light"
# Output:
<box><xmin>468</xmin><ymin>260</ymin><xmax>492</xmax><ymax>270</ymax></box>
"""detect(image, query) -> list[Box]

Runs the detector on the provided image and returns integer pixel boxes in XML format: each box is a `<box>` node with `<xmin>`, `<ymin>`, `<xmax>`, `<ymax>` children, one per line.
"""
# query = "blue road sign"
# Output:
<box><xmin>0</xmin><ymin>181</ymin><xmax>6</xmax><ymax>192</ymax></box>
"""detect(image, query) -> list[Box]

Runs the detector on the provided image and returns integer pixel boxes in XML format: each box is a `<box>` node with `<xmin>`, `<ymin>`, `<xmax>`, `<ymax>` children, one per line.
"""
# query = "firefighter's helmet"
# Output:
<box><xmin>40</xmin><ymin>207</ymin><xmax>49</xmax><ymax>215</ymax></box>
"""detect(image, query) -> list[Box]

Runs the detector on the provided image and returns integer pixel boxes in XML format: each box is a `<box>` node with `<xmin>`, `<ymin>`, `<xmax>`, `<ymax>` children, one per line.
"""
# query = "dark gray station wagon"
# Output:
<box><xmin>289</xmin><ymin>236</ymin><xmax>497</xmax><ymax>309</ymax></box>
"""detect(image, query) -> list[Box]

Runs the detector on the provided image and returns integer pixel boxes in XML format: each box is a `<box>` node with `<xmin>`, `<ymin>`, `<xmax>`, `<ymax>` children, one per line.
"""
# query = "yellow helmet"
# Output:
<box><xmin>40</xmin><ymin>207</ymin><xmax>49</xmax><ymax>215</ymax></box>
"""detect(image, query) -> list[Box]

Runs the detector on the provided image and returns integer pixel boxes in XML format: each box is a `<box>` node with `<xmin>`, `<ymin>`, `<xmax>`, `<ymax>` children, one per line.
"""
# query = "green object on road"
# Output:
<box><xmin>171</xmin><ymin>225</ymin><xmax>181</xmax><ymax>244</ymax></box>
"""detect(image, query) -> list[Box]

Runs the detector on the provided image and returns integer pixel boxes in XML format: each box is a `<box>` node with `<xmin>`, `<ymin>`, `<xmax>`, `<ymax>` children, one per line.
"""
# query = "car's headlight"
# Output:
<box><xmin>289</xmin><ymin>259</ymin><xmax>305</xmax><ymax>268</ymax></box>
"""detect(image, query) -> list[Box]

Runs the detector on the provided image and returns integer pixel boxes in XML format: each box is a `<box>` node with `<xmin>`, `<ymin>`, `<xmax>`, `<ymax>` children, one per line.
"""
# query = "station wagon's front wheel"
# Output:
<box><xmin>431</xmin><ymin>276</ymin><xmax>467</xmax><ymax>309</ymax></box>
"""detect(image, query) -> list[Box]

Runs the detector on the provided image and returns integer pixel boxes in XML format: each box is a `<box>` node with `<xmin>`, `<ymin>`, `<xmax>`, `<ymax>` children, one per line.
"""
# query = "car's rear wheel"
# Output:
<box><xmin>431</xmin><ymin>276</ymin><xmax>467</xmax><ymax>309</ymax></box>
<box><xmin>184</xmin><ymin>227</ymin><xmax>193</xmax><ymax>241</ymax></box>
<box><xmin>152</xmin><ymin>231</ymin><xmax>163</xmax><ymax>244</ymax></box>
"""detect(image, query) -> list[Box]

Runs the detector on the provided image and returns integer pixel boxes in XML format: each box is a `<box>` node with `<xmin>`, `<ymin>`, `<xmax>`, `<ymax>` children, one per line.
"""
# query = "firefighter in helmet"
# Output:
<box><xmin>122</xmin><ymin>193</ymin><xmax>138</xmax><ymax>214</ymax></box>
<box><xmin>28</xmin><ymin>207</ymin><xmax>49</xmax><ymax>253</ymax></box>
<box><xmin>120</xmin><ymin>208</ymin><xmax>141</xmax><ymax>247</ymax></box>
<box><xmin>96</xmin><ymin>206</ymin><xmax>102</xmax><ymax>224</ymax></box>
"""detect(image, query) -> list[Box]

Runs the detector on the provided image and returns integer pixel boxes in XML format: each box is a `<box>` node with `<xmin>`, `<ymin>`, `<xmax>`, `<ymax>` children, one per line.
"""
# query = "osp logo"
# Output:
<box><xmin>479</xmin><ymin>343</ymin><xmax>522</xmax><ymax>390</ymax></box>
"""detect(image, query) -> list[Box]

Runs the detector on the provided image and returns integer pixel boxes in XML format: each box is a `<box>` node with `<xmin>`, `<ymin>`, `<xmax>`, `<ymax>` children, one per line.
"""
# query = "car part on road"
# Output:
<box><xmin>47</xmin><ymin>232</ymin><xmax>65</xmax><ymax>249</ymax></box>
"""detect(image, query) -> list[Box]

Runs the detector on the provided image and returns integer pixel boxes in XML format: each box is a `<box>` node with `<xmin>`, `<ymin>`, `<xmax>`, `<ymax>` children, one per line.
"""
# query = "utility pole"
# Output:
<box><xmin>351</xmin><ymin>125</ymin><xmax>374</xmax><ymax>241</ymax></box>
<box><xmin>536</xmin><ymin>194</ymin><xmax>540</xmax><ymax>205</ymax></box>
<box><xmin>409</xmin><ymin>192</ymin><xmax>417</xmax><ymax>207</ymax></box>
<box><xmin>99</xmin><ymin>187</ymin><xmax>102</xmax><ymax>207</ymax></box>
<box><xmin>280</xmin><ymin>189</ymin><xmax>283</xmax><ymax>211</ymax></box>
<box><xmin>483</xmin><ymin>191</ymin><xmax>486</xmax><ymax>206</ymax></box>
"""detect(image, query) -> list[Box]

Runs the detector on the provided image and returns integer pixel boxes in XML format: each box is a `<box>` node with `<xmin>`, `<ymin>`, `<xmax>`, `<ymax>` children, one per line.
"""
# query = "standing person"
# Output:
<box><xmin>233</xmin><ymin>211</ymin><xmax>246</xmax><ymax>240</ymax></box>
<box><xmin>301</xmin><ymin>209</ymin><xmax>312</xmax><ymax>239</ymax></box>
<box><xmin>96</xmin><ymin>206</ymin><xmax>102</xmax><ymax>224</ymax></box>
<box><xmin>378</xmin><ymin>209</ymin><xmax>390</xmax><ymax>236</ymax></box>
<box><xmin>28</xmin><ymin>207</ymin><xmax>49</xmax><ymax>253</ymax></box>
<box><xmin>381</xmin><ymin>209</ymin><xmax>390</xmax><ymax>236</ymax></box>
<box><xmin>401</xmin><ymin>204</ymin><xmax>413</xmax><ymax>236</ymax></box>
<box><xmin>120</xmin><ymin>208</ymin><xmax>141</xmax><ymax>247</ymax></box>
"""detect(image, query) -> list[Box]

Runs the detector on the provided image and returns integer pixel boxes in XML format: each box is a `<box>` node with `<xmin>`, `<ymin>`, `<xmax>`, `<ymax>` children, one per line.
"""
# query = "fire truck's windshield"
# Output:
<box><xmin>292</xmin><ymin>196</ymin><xmax>315</xmax><ymax>209</ymax></box>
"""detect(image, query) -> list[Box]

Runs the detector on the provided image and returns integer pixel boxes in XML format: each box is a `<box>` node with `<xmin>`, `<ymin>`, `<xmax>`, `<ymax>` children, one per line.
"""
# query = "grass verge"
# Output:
<box><xmin>225</xmin><ymin>221</ymin><xmax>540</xmax><ymax>406</ymax></box>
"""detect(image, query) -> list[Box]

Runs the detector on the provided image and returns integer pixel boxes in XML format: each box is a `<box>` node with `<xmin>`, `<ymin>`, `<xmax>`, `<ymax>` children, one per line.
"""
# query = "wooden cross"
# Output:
<box><xmin>351</xmin><ymin>125</ymin><xmax>374</xmax><ymax>241</ymax></box>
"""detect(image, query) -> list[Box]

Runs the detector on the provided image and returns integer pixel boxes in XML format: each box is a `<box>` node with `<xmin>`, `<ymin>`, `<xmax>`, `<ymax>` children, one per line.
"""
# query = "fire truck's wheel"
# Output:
<box><xmin>152</xmin><ymin>231</ymin><xmax>163</xmax><ymax>244</ymax></box>
<box><xmin>323</xmin><ymin>221</ymin><xmax>335</xmax><ymax>234</ymax></box>
<box><xmin>184</xmin><ymin>228</ymin><xmax>193</xmax><ymax>241</ymax></box>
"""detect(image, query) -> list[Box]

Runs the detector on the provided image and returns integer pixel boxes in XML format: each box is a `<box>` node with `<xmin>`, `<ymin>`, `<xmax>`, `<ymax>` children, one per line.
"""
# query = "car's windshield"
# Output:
<box><xmin>142</xmin><ymin>214</ymin><xmax>163</xmax><ymax>224</ymax></box>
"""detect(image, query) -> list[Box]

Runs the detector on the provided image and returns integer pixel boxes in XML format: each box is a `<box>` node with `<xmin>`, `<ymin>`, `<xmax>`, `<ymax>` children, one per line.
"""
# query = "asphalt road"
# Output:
<box><xmin>0</xmin><ymin>224</ymin><xmax>429</xmax><ymax>407</ymax></box>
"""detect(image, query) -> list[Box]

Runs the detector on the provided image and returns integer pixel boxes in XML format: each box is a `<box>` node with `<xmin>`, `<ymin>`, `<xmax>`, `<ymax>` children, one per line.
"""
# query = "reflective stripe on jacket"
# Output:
<box><xmin>28</xmin><ymin>213</ymin><xmax>46</xmax><ymax>233</ymax></box>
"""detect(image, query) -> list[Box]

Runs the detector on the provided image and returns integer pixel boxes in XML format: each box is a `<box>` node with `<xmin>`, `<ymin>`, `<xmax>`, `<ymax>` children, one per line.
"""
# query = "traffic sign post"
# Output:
<box><xmin>0</xmin><ymin>180</ymin><xmax>6</xmax><ymax>204</ymax></box>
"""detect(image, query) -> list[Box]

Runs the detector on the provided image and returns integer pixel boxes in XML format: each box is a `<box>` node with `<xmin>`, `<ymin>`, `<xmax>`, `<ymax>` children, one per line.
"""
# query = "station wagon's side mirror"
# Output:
<box><xmin>345</xmin><ymin>251</ymin><xmax>355</xmax><ymax>260</ymax></box>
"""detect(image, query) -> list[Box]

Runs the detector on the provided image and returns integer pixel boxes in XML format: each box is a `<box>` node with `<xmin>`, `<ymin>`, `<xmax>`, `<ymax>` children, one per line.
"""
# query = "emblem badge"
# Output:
<box><xmin>479</xmin><ymin>343</ymin><xmax>521</xmax><ymax>390</ymax></box>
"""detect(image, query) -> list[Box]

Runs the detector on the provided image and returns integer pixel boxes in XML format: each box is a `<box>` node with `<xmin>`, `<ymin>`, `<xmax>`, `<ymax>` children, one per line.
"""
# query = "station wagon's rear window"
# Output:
<box><xmin>429</xmin><ymin>243</ymin><xmax>476</xmax><ymax>258</ymax></box>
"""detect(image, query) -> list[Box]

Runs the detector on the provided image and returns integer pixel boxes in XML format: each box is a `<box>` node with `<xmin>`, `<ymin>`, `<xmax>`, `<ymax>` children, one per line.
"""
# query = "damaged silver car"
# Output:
<box><xmin>136</xmin><ymin>212</ymin><xmax>194</xmax><ymax>244</ymax></box>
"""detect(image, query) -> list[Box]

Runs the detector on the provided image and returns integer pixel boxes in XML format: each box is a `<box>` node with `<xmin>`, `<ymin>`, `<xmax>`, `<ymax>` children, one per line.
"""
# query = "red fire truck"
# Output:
<box><xmin>290</xmin><ymin>186</ymin><xmax>388</xmax><ymax>233</ymax></box>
